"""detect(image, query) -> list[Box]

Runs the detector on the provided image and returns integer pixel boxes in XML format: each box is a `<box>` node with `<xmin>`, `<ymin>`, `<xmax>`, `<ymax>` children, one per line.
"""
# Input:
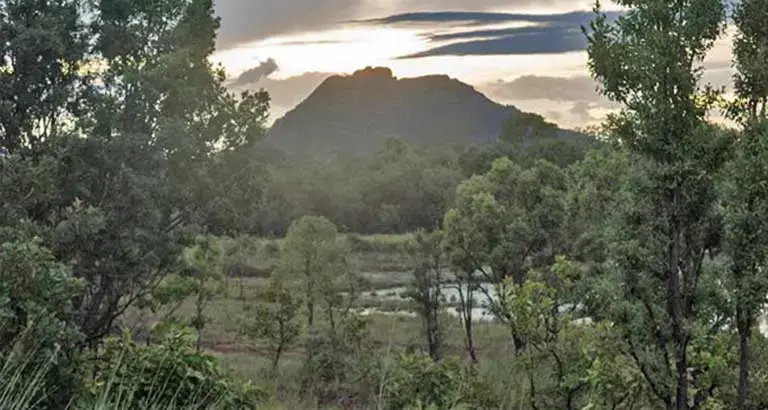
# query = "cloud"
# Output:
<box><xmin>258</xmin><ymin>72</ymin><xmax>335</xmax><ymax>109</ymax></box>
<box><xmin>363</xmin><ymin>11</ymin><xmax>622</xmax><ymax>58</ymax></box>
<box><xmin>213</xmin><ymin>1</ymin><xmax>619</xmax><ymax>51</ymax></box>
<box><xmin>233</xmin><ymin>58</ymin><xmax>279</xmax><ymax>86</ymax></box>
<box><xmin>569</xmin><ymin>101</ymin><xmax>599</xmax><ymax>123</ymax></box>
<box><xmin>214</xmin><ymin>0</ymin><xmax>365</xmax><ymax>50</ymax></box>
<box><xmin>403</xmin><ymin>27</ymin><xmax>586</xmax><ymax>57</ymax></box>
<box><xmin>230</xmin><ymin>72</ymin><xmax>336</xmax><ymax>122</ymax></box>
<box><xmin>364</xmin><ymin>10</ymin><xmax>614</xmax><ymax>26</ymax></box>
<box><xmin>478</xmin><ymin>75</ymin><xmax>603</xmax><ymax>103</ymax></box>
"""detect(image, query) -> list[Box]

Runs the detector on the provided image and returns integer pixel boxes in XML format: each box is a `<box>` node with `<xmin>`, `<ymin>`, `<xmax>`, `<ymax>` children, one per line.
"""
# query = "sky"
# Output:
<box><xmin>211</xmin><ymin>0</ymin><xmax>736</xmax><ymax>128</ymax></box>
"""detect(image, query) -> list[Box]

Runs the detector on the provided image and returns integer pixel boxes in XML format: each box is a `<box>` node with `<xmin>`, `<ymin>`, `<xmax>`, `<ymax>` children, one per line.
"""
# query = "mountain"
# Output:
<box><xmin>266</xmin><ymin>67</ymin><xmax>521</xmax><ymax>156</ymax></box>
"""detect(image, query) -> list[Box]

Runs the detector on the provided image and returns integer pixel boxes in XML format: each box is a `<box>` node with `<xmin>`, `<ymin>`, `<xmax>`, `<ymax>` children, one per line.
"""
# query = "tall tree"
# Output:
<box><xmin>1</xmin><ymin>0</ymin><xmax>270</xmax><ymax>347</ymax></box>
<box><xmin>722</xmin><ymin>0</ymin><xmax>768</xmax><ymax>406</ymax></box>
<box><xmin>443</xmin><ymin>156</ymin><xmax>568</xmax><ymax>355</ymax></box>
<box><xmin>278</xmin><ymin>216</ymin><xmax>346</xmax><ymax>331</ymax></box>
<box><xmin>0</xmin><ymin>0</ymin><xmax>88</xmax><ymax>154</ymax></box>
<box><xmin>584</xmin><ymin>1</ymin><xmax>727</xmax><ymax>408</ymax></box>
<box><xmin>404</xmin><ymin>230</ymin><xmax>446</xmax><ymax>362</ymax></box>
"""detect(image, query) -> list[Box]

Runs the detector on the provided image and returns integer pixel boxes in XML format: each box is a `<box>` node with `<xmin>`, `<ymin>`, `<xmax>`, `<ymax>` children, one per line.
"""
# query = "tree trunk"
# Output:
<box><xmin>464</xmin><ymin>289</ymin><xmax>478</xmax><ymax>363</ymax></box>
<box><xmin>513</xmin><ymin>333</ymin><xmax>526</xmax><ymax>357</ymax></box>
<box><xmin>737</xmin><ymin>304</ymin><xmax>752</xmax><ymax>409</ymax></box>
<box><xmin>455</xmin><ymin>282</ymin><xmax>477</xmax><ymax>363</ymax></box>
<box><xmin>675</xmin><ymin>344</ymin><xmax>689</xmax><ymax>410</ymax></box>
<box><xmin>426</xmin><ymin>308</ymin><xmax>441</xmax><ymax>361</ymax></box>
<box><xmin>670</xmin><ymin>186</ymin><xmax>689</xmax><ymax>410</ymax></box>
<box><xmin>307</xmin><ymin>299</ymin><xmax>315</xmax><ymax>329</ymax></box>
<box><xmin>272</xmin><ymin>343</ymin><xmax>283</xmax><ymax>372</ymax></box>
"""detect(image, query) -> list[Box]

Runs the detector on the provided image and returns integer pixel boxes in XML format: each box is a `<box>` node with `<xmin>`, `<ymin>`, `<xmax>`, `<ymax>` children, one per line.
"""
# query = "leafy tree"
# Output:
<box><xmin>584</xmin><ymin>1</ymin><xmax>728</xmax><ymax>408</ymax></box>
<box><xmin>183</xmin><ymin>235</ymin><xmax>225</xmax><ymax>352</ymax></box>
<box><xmin>278</xmin><ymin>215</ymin><xmax>346</xmax><ymax>330</ymax></box>
<box><xmin>720</xmin><ymin>0</ymin><xmax>768</xmax><ymax>406</ymax></box>
<box><xmin>565</xmin><ymin>143</ymin><xmax>630</xmax><ymax>264</ymax></box>
<box><xmin>404</xmin><ymin>230</ymin><xmax>446</xmax><ymax>362</ymax></box>
<box><xmin>0</xmin><ymin>0</ymin><xmax>88</xmax><ymax>155</ymax></box>
<box><xmin>241</xmin><ymin>278</ymin><xmax>301</xmax><ymax>372</ymax></box>
<box><xmin>582</xmin><ymin>323</ymin><xmax>651</xmax><ymax>410</ymax></box>
<box><xmin>443</xmin><ymin>156</ymin><xmax>568</xmax><ymax>355</ymax></box>
<box><xmin>497</xmin><ymin>257</ymin><xmax>593</xmax><ymax>409</ymax></box>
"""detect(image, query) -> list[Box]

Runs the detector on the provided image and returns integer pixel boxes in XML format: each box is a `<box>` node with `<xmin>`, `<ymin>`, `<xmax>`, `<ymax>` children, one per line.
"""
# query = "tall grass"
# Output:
<box><xmin>0</xmin><ymin>347</ymin><xmax>56</xmax><ymax>410</ymax></box>
<box><xmin>0</xmin><ymin>347</ymin><xmax>247</xmax><ymax>410</ymax></box>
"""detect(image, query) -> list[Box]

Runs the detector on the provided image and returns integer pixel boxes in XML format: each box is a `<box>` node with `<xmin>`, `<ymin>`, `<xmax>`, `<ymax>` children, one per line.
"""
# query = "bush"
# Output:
<box><xmin>80</xmin><ymin>326</ymin><xmax>266</xmax><ymax>409</ymax></box>
<box><xmin>0</xmin><ymin>236</ymin><xmax>84</xmax><ymax>407</ymax></box>
<box><xmin>379</xmin><ymin>354</ymin><xmax>499</xmax><ymax>410</ymax></box>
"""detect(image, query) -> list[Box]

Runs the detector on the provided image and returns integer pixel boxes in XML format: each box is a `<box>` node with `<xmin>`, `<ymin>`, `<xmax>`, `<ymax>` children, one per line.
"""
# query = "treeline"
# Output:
<box><xmin>217</xmin><ymin>112</ymin><xmax>599</xmax><ymax>237</ymax></box>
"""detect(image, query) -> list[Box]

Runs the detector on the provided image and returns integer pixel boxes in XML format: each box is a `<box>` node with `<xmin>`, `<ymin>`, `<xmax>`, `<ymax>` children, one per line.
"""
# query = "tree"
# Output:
<box><xmin>584</xmin><ymin>1</ymin><xmax>727</xmax><ymax>408</ymax></box>
<box><xmin>497</xmin><ymin>256</ymin><xmax>593</xmax><ymax>409</ymax></box>
<box><xmin>0</xmin><ymin>0</ymin><xmax>271</xmax><ymax>349</ymax></box>
<box><xmin>278</xmin><ymin>215</ymin><xmax>346</xmax><ymax>331</ymax></box>
<box><xmin>404</xmin><ymin>230</ymin><xmax>445</xmax><ymax>362</ymax></box>
<box><xmin>443</xmin><ymin>156</ymin><xmax>568</xmax><ymax>356</ymax></box>
<box><xmin>241</xmin><ymin>278</ymin><xmax>301</xmax><ymax>372</ymax></box>
<box><xmin>183</xmin><ymin>235</ymin><xmax>224</xmax><ymax>352</ymax></box>
<box><xmin>721</xmin><ymin>0</ymin><xmax>768</xmax><ymax>405</ymax></box>
<box><xmin>0</xmin><ymin>0</ymin><xmax>88</xmax><ymax>155</ymax></box>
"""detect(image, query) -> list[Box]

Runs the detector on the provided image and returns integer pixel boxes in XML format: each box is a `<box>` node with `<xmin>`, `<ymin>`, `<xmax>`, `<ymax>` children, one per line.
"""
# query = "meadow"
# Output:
<box><xmin>122</xmin><ymin>233</ymin><xmax>521</xmax><ymax>409</ymax></box>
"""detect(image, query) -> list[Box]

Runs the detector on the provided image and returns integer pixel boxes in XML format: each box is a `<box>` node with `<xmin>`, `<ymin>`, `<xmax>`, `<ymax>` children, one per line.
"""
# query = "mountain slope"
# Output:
<box><xmin>266</xmin><ymin>67</ymin><xmax>520</xmax><ymax>156</ymax></box>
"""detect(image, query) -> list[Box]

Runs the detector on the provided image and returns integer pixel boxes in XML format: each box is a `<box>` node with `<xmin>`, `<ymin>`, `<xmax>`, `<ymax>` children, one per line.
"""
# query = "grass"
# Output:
<box><xmin>120</xmin><ymin>233</ymin><xmax>527</xmax><ymax>408</ymax></box>
<box><xmin>0</xmin><ymin>349</ymin><xmax>248</xmax><ymax>410</ymax></box>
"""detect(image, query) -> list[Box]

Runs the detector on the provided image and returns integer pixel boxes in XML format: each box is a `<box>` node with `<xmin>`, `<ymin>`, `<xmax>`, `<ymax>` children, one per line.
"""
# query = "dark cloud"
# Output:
<box><xmin>368</xmin><ymin>11</ymin><xmax>622</xmax><ymax>58</ymax></box>
<box><xmin>403</xmin><ymin>27</ymin><xmax>586</xmax><ymax>57</ymax></box>
<box><xmin>214</xmin><ymin>0</ymin><xmax>364</xmax><ymax>50</ymax></box>
<box><xmin>381</xmin><ymin>0</ymin><xmax>581</xmax><ymax>12</ymax></box>
<box><xmin>233</xmin><ymin>58</ymin><xmax>279</xmax><ymax>86</ymax></box>
<box><xmin>364</xmin><ymin>10</ymin><xmax>613</xmax><ymax>26</ymax></box>
<box><xmin>213</xmin><ymin>1</ymin><xmax>606</xmax><ymax>51</ymax></box>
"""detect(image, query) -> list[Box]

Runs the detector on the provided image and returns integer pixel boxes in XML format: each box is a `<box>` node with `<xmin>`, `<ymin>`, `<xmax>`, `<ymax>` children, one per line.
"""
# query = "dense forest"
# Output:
<box><xmin>2</xmin><ymin>0</ymin><xmax>768</xmax><ymax>409</ymax></box>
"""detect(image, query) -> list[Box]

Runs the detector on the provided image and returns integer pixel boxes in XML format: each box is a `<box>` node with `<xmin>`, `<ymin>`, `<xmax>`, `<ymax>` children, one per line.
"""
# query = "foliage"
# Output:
<box><xmin>496</xmin><ymin>257</ymin><xmax>594</xmax><ymax>409</ymax></box>
<box><xmin>81</xmin><ymin>326</ymin><xmax>265</xmax><ymax>409</ymax></box>
<box><xmin>241</xmin><ymin>279</ymin><xmax>301</xmax><ymax>372</ymax></box>
<box><xmin>278</xmin><ymin>215</ymin><xmax>349</xmax><ymax>329</ymax></box>
<box><xmin>585</xmin><ymin>0</ymin><xmax>727</xmax><ymax>408</ymax></box>
<box><xmin>379</xmin><ymin>353</ymin><xmax>498</xmax><ymax>410</ymax></box>
<box><xmin>721</xmin><ymin>0</ymin><xmax>768</xmax><ymax>405</ymax></box>
<box><xmin>0</xmin><ymin>232</ymin><xmax>84</xmax><ymax>406</ymax></box>
<box><xmin>183</xmin><ymin>236</ymin><xmax>225</xmax><ymax>351</ymax></box>
<box><xmin>404</xmin><ymin>230</ymin><xmax>445</xmax><ymax>361</ymax></box>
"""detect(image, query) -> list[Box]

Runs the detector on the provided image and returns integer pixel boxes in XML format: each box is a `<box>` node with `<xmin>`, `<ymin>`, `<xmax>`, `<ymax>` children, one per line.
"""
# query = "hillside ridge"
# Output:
<box><xmin>267</xmin><ymin>66</ymin><xmax>521</xmax><ymax>156</ymax></box>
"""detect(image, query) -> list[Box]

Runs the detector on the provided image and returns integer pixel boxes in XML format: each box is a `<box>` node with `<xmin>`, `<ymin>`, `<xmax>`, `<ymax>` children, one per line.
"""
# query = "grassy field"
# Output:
<box><xmin>124</xmin><ymin>233</ymin><xmax>519</xmax><ymax>409</ymax></box>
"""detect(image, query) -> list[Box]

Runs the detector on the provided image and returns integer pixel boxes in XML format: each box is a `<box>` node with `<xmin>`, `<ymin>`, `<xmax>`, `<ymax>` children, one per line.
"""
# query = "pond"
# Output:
<box><xmin>359</xmin><ymin>282</ymin><xmax>499</xmax><ymax>322</ymax></box>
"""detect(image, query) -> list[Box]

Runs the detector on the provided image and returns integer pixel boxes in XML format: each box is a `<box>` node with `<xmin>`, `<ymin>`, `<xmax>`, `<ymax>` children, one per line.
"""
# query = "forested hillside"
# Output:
<box><xmin>2</xmin><ymin>0</ymin><xmax>768</xmax><ymax>410</ymax></box>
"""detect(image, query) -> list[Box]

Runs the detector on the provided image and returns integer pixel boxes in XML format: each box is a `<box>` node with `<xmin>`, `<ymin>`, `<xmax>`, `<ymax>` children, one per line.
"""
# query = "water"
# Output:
<box><xmin>362</xmin><ymin>282</ymin><xmax>498</xmax><ymax>322</ymax></box>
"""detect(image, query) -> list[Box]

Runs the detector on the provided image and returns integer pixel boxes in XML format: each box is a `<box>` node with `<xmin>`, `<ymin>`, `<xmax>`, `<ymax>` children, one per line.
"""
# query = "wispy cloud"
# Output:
<box><xmin>363</xmin><ymin>10</ymin><xmax>623</xmax><ymax>58</ymax></box>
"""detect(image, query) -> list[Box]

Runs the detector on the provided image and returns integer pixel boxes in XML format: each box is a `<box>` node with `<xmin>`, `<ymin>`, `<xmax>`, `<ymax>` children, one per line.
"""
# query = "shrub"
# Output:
<box><xmin>379</xmin><ymin>354</ymin><xmax>499</xmax><ymax>410</ymax></box>
<box><xmin>0</xmin><ymin>236</ymin><xmax>84</xmax><ymax>407</ymax></box>
<box><xmin>80</xmin><ymin>326</ymin><xmax>266</xmax><ymax>409</ymax></box>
